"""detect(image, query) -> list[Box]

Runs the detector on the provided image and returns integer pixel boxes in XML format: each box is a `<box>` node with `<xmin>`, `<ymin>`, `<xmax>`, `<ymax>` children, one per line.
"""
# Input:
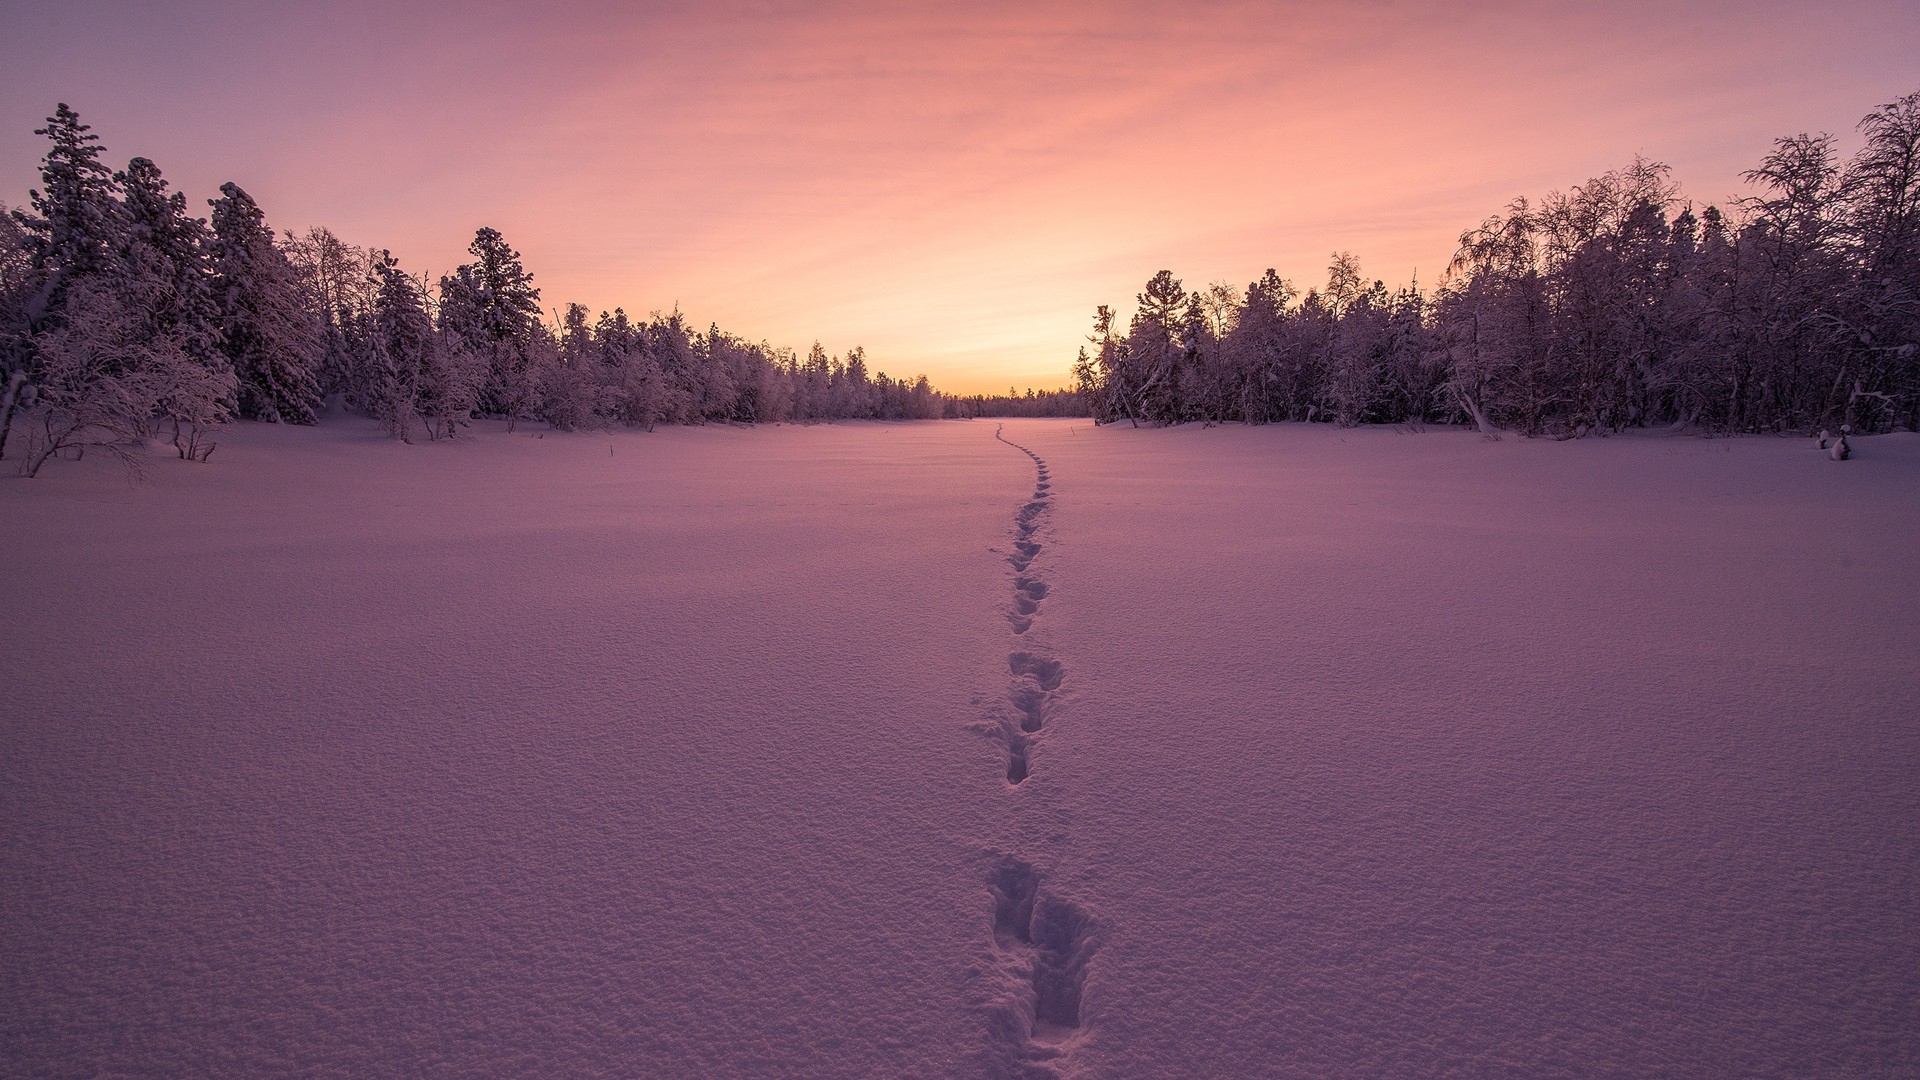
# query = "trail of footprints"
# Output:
<box><xmin>983</xmin><ymin>426</ymin><xmax>1097</xmax><ymax>1075</ymax></box>
<box><xmin>992</xmin><ymin>425</ymin><xmax>1062</xmax><ymax>781</ymax></box>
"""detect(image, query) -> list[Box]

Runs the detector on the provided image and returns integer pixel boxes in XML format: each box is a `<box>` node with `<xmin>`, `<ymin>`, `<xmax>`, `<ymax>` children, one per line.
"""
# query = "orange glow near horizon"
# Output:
<box><xmin>5</xmin><ymin>1</ymin><xmax>1920</xmax><ymax>395</ymax></box>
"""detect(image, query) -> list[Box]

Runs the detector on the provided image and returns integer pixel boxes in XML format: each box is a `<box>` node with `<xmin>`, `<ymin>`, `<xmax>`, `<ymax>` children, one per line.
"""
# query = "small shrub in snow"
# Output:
<box><xmin>17</xmin><ymin>282</ymin><xmax>233</xmax><ymax>477</ymax></box>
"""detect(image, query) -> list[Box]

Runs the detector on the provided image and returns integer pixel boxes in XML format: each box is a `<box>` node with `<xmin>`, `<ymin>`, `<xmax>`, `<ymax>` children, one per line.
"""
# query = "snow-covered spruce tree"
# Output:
<box><xmin>1650</xmin><ymin>206</ymin><xmax>1719</xmax><ymax>429</ymax></box>
<box><xmin>755</xmin><ymin>345</ymin><xmax>796</xmax><ymax>423</ymax></box>
<box><xmin>1070</xmin><ymin>346</ymin><xmax>1101</xmax><ymax>422</ymax></box>
<box><xmin>1122</xmin><ymin>270</ymin><xmax>1189</xmax><ymax>425</ymax></box>
<box><xmin>116</xmin><ymin>157</ymin><xmax>227</xmax><ymax>395</ymax></box>
<box><xmin>695</xmin><ymin>321</ymin><xmax>738</xmax><ymax>422</ymax></box>
<box><xmin>620</xmin><ymin>337</ymin><xmax>672</xmax><ymax>431</ymax></box>
<box><xmin>16</xmin><ymin>104</ymin><xmax>121</xmax><ymax>315</ymax></box>
<box><xmin>594</xmin><ymin>306</ymin><xmax>660</xmax><ymax>428</ymax></box>
<box><xmin>417</xmin><ymin>324</ymin><xmax>487</xmax><ymax>442</ymax></box>
<box><xmin>442</xmin><ymin>228</ymin><xmax>541</xmax><ymax>424</ymax></box>
<box><xmin>209</xmin><ymin>183</ymin><xmax>323</xmax><ymax>423</ymax></box>
<box><xmin>839</xmin><ymin>344</ymin><xmax>873</xmax><ymax>419</ymax></box>
<box><xmin>1327</xmin><ymin>276</ymin><xmax>1391</xmax><ymax>427</ymax></box>
<box><xmin>647</xmin><ymin>308</ymin><xmax>700</xmax><ymax>423</ymax></box>
<box><xmin>1379</xmin><ymin>282</ymin><xmax>1443</xmax><ymax>424</ymax></box>
<box><xmin>5</xmin><ymin>104</ymin><xmax>125</xmax><ymax>459</ymax></box>
<box><xmin>793</xmin><ymin>340</ymin><xmax>829</xmax><ymax>421</ymax></box>
<box><xmin>0</xmin><ymin>205</ymin><xmax>35</xmax><ymax>456</ymax></box>
<box><xmin>1176</xmin><ymin>282</ymin><xmax>1241</xmax><ymax>422</ymax></box>
<box><xmin>366</xmin><ymin>252</ymin><xmax>430</xmax><ymax>441</ymax></box>
<box><xmin>283</xmin><ymin>226</ymin><xmax>378</xmax><ymax>415</ymax></box>
<box><xmin>1225</xmin><ymin>270</ymin><xmax>1300</xmax><ymax>423</ymax></box>
<box><xmin>540</xmin><ymin>302</ymin><xmax>606</xmax><ymax>431</ymax></box>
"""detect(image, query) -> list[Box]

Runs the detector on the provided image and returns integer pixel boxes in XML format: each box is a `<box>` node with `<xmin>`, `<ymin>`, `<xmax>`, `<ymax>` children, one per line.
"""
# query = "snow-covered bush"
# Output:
<box><xmin>17</xmin><ymin>281</ymin><xmax>234</xmax><ymax>476</ymax></box>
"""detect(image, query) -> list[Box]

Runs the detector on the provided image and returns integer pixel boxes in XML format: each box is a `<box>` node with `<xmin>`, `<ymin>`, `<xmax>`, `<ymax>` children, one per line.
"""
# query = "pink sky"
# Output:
<box><xmin>4</xmin><ymin>1</ymin><xmax>1918</xmax><ymax>395</ymax></box>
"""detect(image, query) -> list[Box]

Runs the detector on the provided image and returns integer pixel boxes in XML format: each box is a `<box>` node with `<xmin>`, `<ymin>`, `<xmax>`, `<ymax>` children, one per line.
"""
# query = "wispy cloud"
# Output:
<box><xmin>4</xmin><ymin>0</ymin><xmax>1917</xmax><ymax>391</ymax></box>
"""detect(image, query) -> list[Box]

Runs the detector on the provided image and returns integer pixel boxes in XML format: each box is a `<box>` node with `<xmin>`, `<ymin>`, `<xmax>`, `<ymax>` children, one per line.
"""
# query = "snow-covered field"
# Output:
<box><xmin>4</xmin><ymin>417</ymin><xmax>1917</xmax><ymax>1078</ymax></box>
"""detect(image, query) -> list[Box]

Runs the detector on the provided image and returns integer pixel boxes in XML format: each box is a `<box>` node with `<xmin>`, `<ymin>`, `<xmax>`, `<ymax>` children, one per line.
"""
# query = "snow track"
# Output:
<box><xmin>982</xmin><ymin>425</ymin><xmax>1099</xmax><ymax>1077</ymax></box>
<box><xmin>10</xmin><ymin>418</ymin><xmax>1916</xmax><ymax>1078</ymax></box>
<box><xmin>993</xmin><ymin>424</ymin><xmax>1061</xmax><ymax>765</ymax></box>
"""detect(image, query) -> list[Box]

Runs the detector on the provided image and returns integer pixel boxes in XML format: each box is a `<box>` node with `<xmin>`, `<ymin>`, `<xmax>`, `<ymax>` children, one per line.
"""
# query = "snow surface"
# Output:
<box><xmin>3</xmin><ymin>417</ymin><xmax>1917</xmax><ymax>1078</ymax></box>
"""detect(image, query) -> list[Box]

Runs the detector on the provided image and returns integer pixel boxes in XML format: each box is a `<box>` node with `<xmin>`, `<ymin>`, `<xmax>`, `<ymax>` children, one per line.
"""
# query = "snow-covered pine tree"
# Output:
<box><xmin>209</xmin><ymin>182</ymin><xmax>323</xmax><ymax>424</ymax></box>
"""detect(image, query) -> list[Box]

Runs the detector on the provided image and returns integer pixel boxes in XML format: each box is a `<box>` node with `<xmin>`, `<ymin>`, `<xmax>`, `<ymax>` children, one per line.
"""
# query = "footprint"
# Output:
<box><xmin>1005</xmin><ymin>738</ymin><xmax>1031</xmax><ymax>785</ymax></box>
<box><xmin>989</xmin><ymin>857</ymin><xmax>1040</xmax><ymax>947</ymax></box>
<box><xmin>1009</xmin><ymin>652</ymin><xmax>1064</xmax><ymax>691</ymax></box>
<box><xmin>1029</xmin><ymin>894</ymin><xmax>1098</xmax><ymax>1034</ymax></box>
<box><xmin>984</xmin><ymin>855</ymin><xmax>1100</xmax><ymax>1049</ymax></box>
<box><xmin>1010</xmin><ymin>683</ymin><xmax>1049</xmax><ymax>733</ymax></box>
<box><xmin>1010</xmin><ymin>540</ymin><xmax>1042</xmax><ymax>572</ymax></box>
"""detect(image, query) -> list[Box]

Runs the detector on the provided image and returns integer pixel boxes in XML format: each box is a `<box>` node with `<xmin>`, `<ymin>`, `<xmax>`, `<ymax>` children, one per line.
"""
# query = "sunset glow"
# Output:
<box><xmin>5</xmin><ymin>0</ymin><xmax>1917</xmax><ymax>393</ymax></box>
<box><xmin>8</xmin><ymin>5</ymin><xmax>1920</xmax><ymax>1074</ymax></box>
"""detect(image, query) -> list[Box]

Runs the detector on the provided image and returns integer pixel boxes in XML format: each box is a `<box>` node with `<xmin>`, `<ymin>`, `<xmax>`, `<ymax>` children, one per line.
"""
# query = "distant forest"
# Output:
<box><xmin>1078</xmin><ymin>90</ymin><xmax>1920</xmax><ymax>437</ymax></box>
<box><xmin>5</xmin><ymin>91</ymin><xmax>1918</xmax><ymax>475</ymax></box>
<box><xmin>0</xmin><ymin>105</ymin><xmax>1079</xmax><ymax>475</ymax></box>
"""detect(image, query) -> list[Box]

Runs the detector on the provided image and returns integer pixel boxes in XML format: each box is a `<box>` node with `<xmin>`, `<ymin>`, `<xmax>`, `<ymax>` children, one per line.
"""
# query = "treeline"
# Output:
<box><xmin>0</xmin><ymin>105</ymin><xmax>946</xmax><ymax>476</ymax></box>
<box><xmin>1077</xmin><ymin>90</ymin><xmax>1920</xmax><ymax>436</ymax></box>
<box><xmin>945</xmin><ymin>387</ymin><xmax>1086</xmax><ymax>418</ymax></box>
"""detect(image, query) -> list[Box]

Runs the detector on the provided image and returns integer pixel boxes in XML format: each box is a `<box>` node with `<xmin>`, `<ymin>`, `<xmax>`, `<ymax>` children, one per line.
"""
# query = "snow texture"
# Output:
<box><xmin>3</xmin><ymin>417</ymin><xmax>1917</xmax><ymax>1078</ymax></box>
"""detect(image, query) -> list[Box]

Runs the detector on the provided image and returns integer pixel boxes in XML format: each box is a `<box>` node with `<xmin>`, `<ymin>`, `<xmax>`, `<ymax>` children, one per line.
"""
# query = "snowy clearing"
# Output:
<box><xmin>4</xmin><ymin>418</ymin><xmax>1917</xmax><ymax>1078</ymax></box>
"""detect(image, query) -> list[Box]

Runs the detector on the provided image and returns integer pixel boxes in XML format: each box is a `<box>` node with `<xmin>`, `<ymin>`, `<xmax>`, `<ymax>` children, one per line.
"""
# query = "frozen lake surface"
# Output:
<box><xmin>4</xmin><ymin>418</ymin><xmax>1917</xmax><ymax>1077</ymax></box>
